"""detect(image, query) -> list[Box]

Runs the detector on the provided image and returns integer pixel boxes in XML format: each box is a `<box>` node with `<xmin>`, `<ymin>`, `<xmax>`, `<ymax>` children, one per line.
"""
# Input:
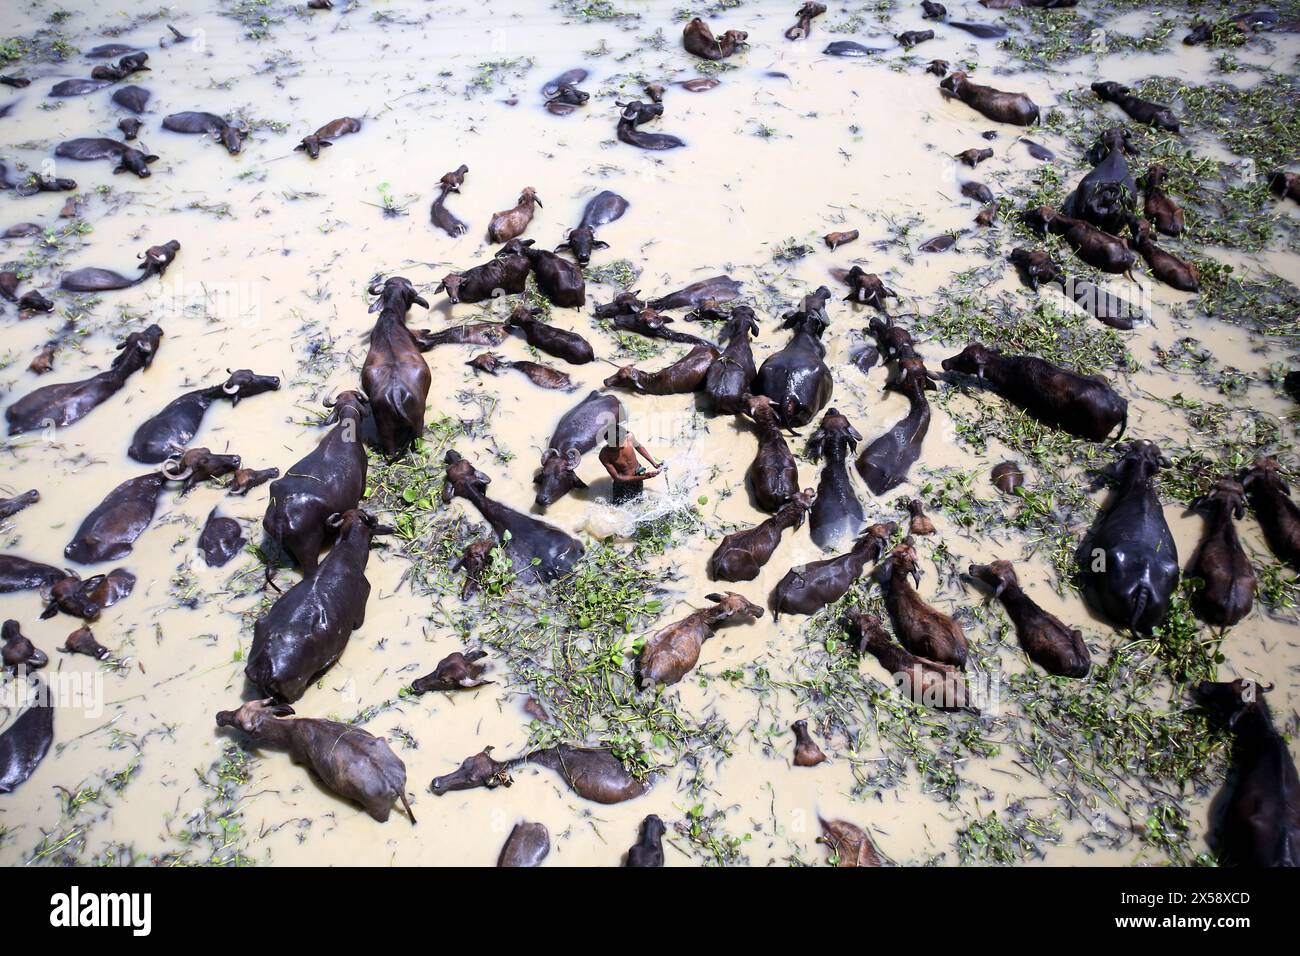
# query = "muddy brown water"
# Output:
<box><xmin>0</xmin><ymin>1</ymin><xmax>1297</xmax><ymax>866</ymax></box>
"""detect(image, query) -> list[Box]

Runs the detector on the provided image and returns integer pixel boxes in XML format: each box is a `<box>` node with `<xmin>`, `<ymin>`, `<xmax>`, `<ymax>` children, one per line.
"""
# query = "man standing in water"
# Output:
<box><xmin>599</xmin><ymin>424</ymin><xmax>663</xmax><ymax>505</ymax></box>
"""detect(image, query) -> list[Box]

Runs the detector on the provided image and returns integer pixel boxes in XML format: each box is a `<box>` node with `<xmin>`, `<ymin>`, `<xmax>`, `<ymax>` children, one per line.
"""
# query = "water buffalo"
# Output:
<box><xmin>199</xmin><ymin>508</ymin><xmax>244</xmax><ymax>567</ymax></box>
<box><xmin>818</xmin><ymin>818</ymin><xmax>882</xmax><ymax>867</ymax></box>
<box><xmin>6</xmin><ymin>325</ymin><xmax>162</xmax><ymax>436</ymax></box>
<box><xmin>873</xmin><ymin>541</ymin><xmax>968</xmax><ymax>667</ymax></box>
<box><xmin>791</xmin><ymin>718</ymin><xmax>827</xmax><ymax>765</ymax></box>
<box><xmin>41</xmin><ymin>567</ymin><xmax>135</xmax><ymax>620</ymax></box>
<box><xmin>217</xmin><ymin>699</ymin><xmax>414</xmax><ymax>823</ymax></box>
<box><xmin>968</xmin><ymin>561</ymin><xmax>1090</xmax><ymax>676</ymax></box>
<box><xmin>683</xmin><ymin>18</ymin><xmax>748</xmax><ymax>59</ymax></box>
<box><xmin>636</xmin><ymin>592</ymin><xmax>764</xmax><ymax>687</ymax></box>
<box><xmin>90</xmin><ymin>51</ymin><xmax>149</xmax><ymax>81</ymax></box>
<box><xmin>907</xmin><ymin>499</ymin><xmax>935</xmax><ymax>536</ymax></box>
<box><xmin>941</xmin><ymin>343</ymin><xmax>1127</xmax><ymax>441</ymax></box>
<box><xmin>824</xmin><ymin>229</ymin><xmax>858</xmax><ymax>249</ymax></box>
<box><xmin>771</xmin><ymin>522</ymin><xmax>895</xmax><ymax>618</ymax></box>
<box><xmin>64</xmin><ymin>626</ymin><xmax>112</xmax><ymax>660</ymax></box>
<box><xmin>505</xmin><ymin>304</ymin><xmax>595</xmax><ymax>364</ymax></box>
<box><xmin>430</xmin><ymin>164</ymin><xmax>469</xmax><ymax>237</ymax></box>
<box><xmin>626</xmin><ymin>815</ymin><xmax>666</xmax><ymax>866</ymax></box>
<box><xmin>2</xmin><ymin>620</ymin><xmax>47</xmax><ymax>671</ymax></box>
<box><xmin>1064</xmin><ymin>127</ymin><xmax>1138</xmax><ymax>235</ymax></box>
<box><xmin>498</xmin><ymin>822</ymin><xmax>550</xmax><ymax>867</ymax></box>
<box><xmin>594</xmin><ymin>291</ymin><xmax>647</xmax><ymax>319</ymax></box>
<box><xmin>1139</xmin><ymin>164</ymin><xmax>1185</xmax><ymax>237</ymax></box>
<box><xmin>1241</xmin><ymin>456</ymin><xmax>1300</xmax><ymax>569</ymax></box>
<box><xmin>294</xmin><ymin>116</ymin><xmax>362</xmax><ymax>158</ymax></box>
<box><xmin>50</xmin><ymin>78</ymin><xmax>113</xmax><ymax>97</ymax></box>
<box><xmin>616</xmin><ymin>100</ymin><xmax>685</xmax><ymax>150</ymax></box>
<box><xmin>605</xmin><ymin>343</ymin><xmax>718</xmax><ymax>395</ymax></box>
<box><xmin>111</xmin><ymin>85</ymin><xmax>150</xmax><ymax>113</ymax></box>
<box><xmin>897</xmin><ymin>29</ymin><xmax>934</xmax><ymax>48</ymax></box>
<box><xmin>1027</xmin><ymin>205</ymin><xmax>1136</xmax><ymax>273</ymax></box>
<box><xmin>515</xmin><ymin>241</ymin><xmax>585</xmax><ymax>308</ymax></box>
<box><xmin>1131</xmin><ymin>218</ymin><xmax>1200</xmax><ymax>292</ymax></box>
<box><xmin>1092</xmin><ymin>81</ymin><xmax>1179</xmax><ymax>132</ymax></box>
<box><xmin>416</xmin><ymin>323</ymin><xmax>508</xmax><ymax>349</ymax></box>
<box><xmin>55</xmin><ymin>137</ymin><xmax>158</xmax><ymax>177</ymax></box>
<box><xmin>1080</xmin><ymin>441</ymin><xmax>1180</xmax><ymax>633</ymax></box>
<box><xmin>1186</xmin><ymin>479</ymin><xmax>1255</xmax><ymax>627</ymax></box>
<box><xmin>0</xmin><ymin>555</ymin><xmax>70</xmax><ymax>595</ymax></box>
<box><xmin>412</xmin><ymin>649</ymin><xmax>492</xmax><ymax>693</ymax></box>
<box><xmin>703</xmin><ymin>306</ymin><xmax>759</xmax><ymax>413</ymax></box>
<box><xmin>1194</xmin><ymin>679</ymin><xmax>1299</xmax><ymax>866</ymax></box>
<box><xmin>0</xmin><ymin>677</ymin><xmax>53</xmax><ymax>793</ymax></box>
<box><xmin>939</xmin><ymin>72</ymin><xmax>1039</xmax><ymax>125</ymax></box>
<box><xmin>647</xmin><ymin>276</ymin><xmax>741</xmax><ymax>311</ymax></box>
<box><xmin>444</xmin><ymin>451</ymin><xmax>584</xmax><ymax>583</ymax></box>
<box><xmin>362</xmin><ymin>276</ymin><xmax>431</xmax><ymax>455</ymax></box>
<box><xmin>846</xmin><ymin>611</ymin><xmax>975</xmax><ymax>710</ymax></box>
<box><xmin>857</xmin><ymin>355</ymin><xmax>938</xmax><ymax>494</ymax></box>
<box><xmin>129</xmin><ymin>368</ymin><xmax>280</xmax><ymax>463</ymax></box>
<box><xmin>0</xmin><ymin>489</ymin><xmax>38</xmax><ymax>520</ymax></box>
<box><xmin>753</xmin><ymin>287</ymin><xmax>834</xmax><ymax>427</ymax></box>
<box><xmin>807</xmin><ymin>409</ymin><xmax>864</xmax><ymax>549</ymax></box>
<box><xmin>534</xmin><ymin>390</ymin><xmax>624</xmax><ymax>507</ymax></box>
<box><xmin>61</xmin><ymin>239</ymin><xmax>181</xmax><ymax>292</ymax></box>
<box><xmin>1272</xmin><ymin>171</ymin><xmax>1300</xmax><ymax>204</ymax></box>
<box><xmin>162</xmin><ymin>112</ymin><xmax>247</xmax><ymax>154</ymax></box>
<box><xmin>436</xmin><ymin>244</ymin><xmax>531</xmax><ymax>304</ymax></box>
<box><xmin>707</xmin><ymin>489</ymin><xmax>814</xmax><ymax>581</ymax></box>
<box><xmin>452</xmin><ymin>539</ymin><xmax>496</xmax><ymax>599</ymax></box>
<box><xmin>557</xmin><ymin>190</ymin><xmax>629</xmax><ymax>264</ymax></box>
<box><xmin>841</xmin><ymin>266</ymin><xmax>897</xmax><ymax>311</ymax></box>
<box><xmin>609</xmin><ymin>309</ymin><xmax>715</xmax><ymax>348</ymax></box>
<box><xmin>431</xmin><ymin>744</ymin><xmax>649</xmax><ymax>804</ymax></box>
<box><xmin>488</xmin><ymin>187</ymin><xmax>541</xmax><ymax>243</ymax></box>
<box><xmin>247</xmin><ymin>509</ymin><xmax>391</xmax><ymax>702</ymax></box>
<box><xmin>823</xmin><ymin>41</ymin><xmax>889</xmax><ymax>57</ymax></box>
<box><xmin>1008</xmin><ymin>247</ymin><xmax>1063</xmax><ymax>290</ymax></box>
<box><xmin>467</xmin><ymin>352</ymin><xmax>576</xmax><ymax>391</ymax></box>
<box><xmin>229</xmin><ymin>466</ymin><xmax>280</xmax><ymax>496</ymax></box>
<box><xmin>263</xmin><ymin>391</ymin><xmax>369</xmax><ymax>577</ymax></box>
<box><xmin>744</xmin><ymin>394</ymin><xmax>800</xmax><ymax>513</ymax></box>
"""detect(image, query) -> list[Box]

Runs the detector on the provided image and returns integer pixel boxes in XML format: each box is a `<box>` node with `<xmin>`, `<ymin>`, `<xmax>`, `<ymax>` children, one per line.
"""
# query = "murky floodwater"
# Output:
<box><xmin>1</xmin><ymin>0</ymin><xmax>1298</xmax><ymax>866</ymax></box>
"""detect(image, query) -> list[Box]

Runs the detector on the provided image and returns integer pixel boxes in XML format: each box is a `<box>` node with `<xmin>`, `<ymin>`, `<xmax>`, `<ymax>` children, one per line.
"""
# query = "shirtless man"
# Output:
<box><xmin>599</xmin><ymin>429</ymin><xmax>663</xmax><ymax>505</ymax></box>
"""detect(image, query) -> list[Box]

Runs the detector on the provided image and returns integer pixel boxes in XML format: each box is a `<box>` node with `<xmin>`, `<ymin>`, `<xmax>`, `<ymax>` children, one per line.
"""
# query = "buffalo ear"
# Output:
<box><xmin>368</xmin><ymin>298</ymin><xmax>383</xmax><ymax>313</ymax></box>
<box><xmin>413</xmin><ymin>295</ymin><xmax>429</xmax><ymax>309</ymax></box>
<box><xmin>705</xmin><ymin>592</ymin><xmax>724</xmax><ymax>603</ymax></box>
<box><xmin>571</xmin><ymin>474</ymin><xmax>588</xmax><ymax>490</ymax></box>
<box><xmin>593</xmin><ymin>240</ymin><xmax>610</xmax><ymax>250</ymax></box>
<box><xmin>293</xmin><ymin>142</ymin><xmax>305</xmax><ymax>151</ymax></box>
<box><xmin>268</xmin><ymin>702</ymin><xmax>295</xmax><ymax>717</ymax></box>
<box><xmin>847</xmin><ymin>425</ymin><xmax>864</xmax><ymax>442</ymax></box>
<box><xmin>320</xmin><ymin>140</ymin><xmax>332</xmax><ymax>149</ymax></box>
<box><xmin>441</xmin><ymin>482</ymin><xmax>455</xmax><ymax>504</ymax></box>
<box><xmin>145</xmin><ymin>155</ymin><xmax>159</xmax><ymax>163</ymax></box>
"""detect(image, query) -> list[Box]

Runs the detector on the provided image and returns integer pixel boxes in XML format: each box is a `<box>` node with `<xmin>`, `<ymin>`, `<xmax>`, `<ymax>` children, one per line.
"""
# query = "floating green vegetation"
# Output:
<box><xmin>957</xmin><ymin>807</ymin><xmax>1061</xmax><ymax>864</ymax></box>
<box><xmin>0</xmin><ymin>28</ymin><xmax>76</xmax><ymax>64</ymax></box>
<box><xmin>557</xmin><ymin>0</ymin><xmax>641</xmax><ymax>22</ymax></box>
<box><xmin>585</xmin><ymin>258</ymin><xmax>641</xmax><ymax>289</ymax></box>
<box><xmin>446</xmin><ymin>506</ymin><xmax>724</xmax><ymax>795</ymax></box>
<box><xmin>916</xmin><ymin>278</ymin><xmax>1138</xmax><ymax>376</ymax></box>
<box><xmin>680</xmin><ymin>801</ymin><xmax>751</xmax><ymax>866</ymax></box>
<box><xmin>466</xmin><ymin>57</ymin><xmax>536</xmax><ymax>97</ymax></box>
<box><xmin>1043</xmin><ymin>71</ymin><xmax>1298</xmax><ymax>255</ymax></box>
<box><xmin>156</xmin><ymin>745</ymin><xmax>257</xmax><ymax>866</ymax></box>
<box><xmin>222</xmin><ymin>0</ymin><xmax>286</xmax><ymax>41</ymax></box>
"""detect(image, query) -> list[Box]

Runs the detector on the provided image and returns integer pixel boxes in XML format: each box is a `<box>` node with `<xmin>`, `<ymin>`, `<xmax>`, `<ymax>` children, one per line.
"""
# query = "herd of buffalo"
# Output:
<box><xmin>0</xmin><ymin>2</ymin><xmax>1298</xmax><ymax>867</ymax></box>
